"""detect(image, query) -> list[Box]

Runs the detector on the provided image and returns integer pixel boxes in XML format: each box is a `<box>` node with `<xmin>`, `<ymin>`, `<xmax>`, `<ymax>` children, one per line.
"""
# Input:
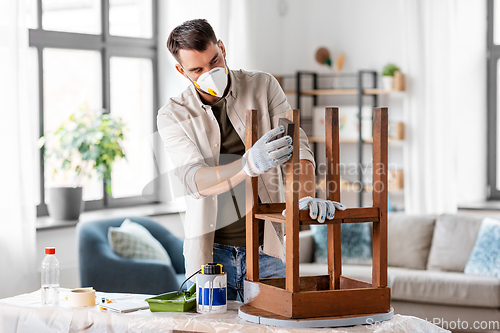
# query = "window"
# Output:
<box><xmin>30</xmin><ymin>0</ymin><xmax>159</xmax><ymax>216</ymax></box>
<box><xmin>488</xmin><ymin>0</ymin><xmax>500</xmax><ymax>198</ymax></box>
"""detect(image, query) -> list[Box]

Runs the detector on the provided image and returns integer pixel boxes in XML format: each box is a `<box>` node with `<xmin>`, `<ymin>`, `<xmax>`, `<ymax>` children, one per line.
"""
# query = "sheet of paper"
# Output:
<box><xmin>101</xmin><ymin>301</ymin><xmax>148</xmax><ymax>313</ymax></box>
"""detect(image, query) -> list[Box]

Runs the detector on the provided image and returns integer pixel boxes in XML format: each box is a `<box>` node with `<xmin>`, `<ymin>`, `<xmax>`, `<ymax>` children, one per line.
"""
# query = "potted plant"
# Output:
<box><xmin>38</xmin><ymin>106</ymin><xmax>126</xmax><ymax>220</ymax></box>
<box><xmin>381</xmin><ymin>63</ymin><xmax>400</xmax><ymax>91</ymax></box>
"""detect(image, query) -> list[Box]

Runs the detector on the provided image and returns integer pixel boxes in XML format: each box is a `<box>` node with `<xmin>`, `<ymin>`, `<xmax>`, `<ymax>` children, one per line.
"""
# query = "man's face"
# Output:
<box><xmin>176</xmin><ymin>40</ymin><xmax>226</xmax><ymax>82</ymax></box>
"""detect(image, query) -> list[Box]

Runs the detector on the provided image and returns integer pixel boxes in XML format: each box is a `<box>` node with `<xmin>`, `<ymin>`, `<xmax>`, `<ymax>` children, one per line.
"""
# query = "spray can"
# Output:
<box><xmin>196</xmin><ymin>263</ymin><xmax>227</xmax><ymax>313</ymax></box>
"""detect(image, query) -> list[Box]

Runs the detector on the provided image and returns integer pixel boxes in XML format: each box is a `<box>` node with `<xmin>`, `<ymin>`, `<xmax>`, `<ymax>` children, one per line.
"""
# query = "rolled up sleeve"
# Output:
<box><xmin>157</xmin><ymin>110</ymin><xmax>208</xmax><ymax>200</ymax></box>
<box><xmin>267</xmin><ymin>74</ymin><xmax>316</xmax><ymax>169</ymax></box>
<box><xmin>179</xmin><ymin>160</ymin><xmax>207</xmax><ymax>200</ymax></box>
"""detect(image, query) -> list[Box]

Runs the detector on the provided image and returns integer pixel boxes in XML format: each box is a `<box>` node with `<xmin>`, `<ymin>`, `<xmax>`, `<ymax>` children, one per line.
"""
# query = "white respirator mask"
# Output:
<box><xmin>183</xmin><ymin>61</ymin><xmax>229</xmax><ymax>98</ymax></box>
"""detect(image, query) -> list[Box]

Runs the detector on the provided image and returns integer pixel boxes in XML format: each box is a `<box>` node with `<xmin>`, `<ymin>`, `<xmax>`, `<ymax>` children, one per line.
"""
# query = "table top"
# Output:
<box><xmin>0</xmin><ymin>288</ymin><xmax>449</xmax><ymax>333</ymax></box>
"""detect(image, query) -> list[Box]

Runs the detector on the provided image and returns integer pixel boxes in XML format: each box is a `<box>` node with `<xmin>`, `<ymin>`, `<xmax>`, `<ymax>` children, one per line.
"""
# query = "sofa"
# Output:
<box><xmin>298</xmin><ymin>212</ymin><xmax>500</xmax><ymax>332</ymax></box>
<box><xmin>77</xmin><ymin>217</ymin><xmax>185</xmax><ymax>295</ymax></box>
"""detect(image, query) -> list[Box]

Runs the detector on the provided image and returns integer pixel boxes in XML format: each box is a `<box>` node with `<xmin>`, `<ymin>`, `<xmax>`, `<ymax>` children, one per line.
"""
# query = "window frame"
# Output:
<box><xmin>487</xmin><ymin>0</ymin><xmax>500</xmax><ymax>199</ymax></box>
<box><xmin>31</xmin><ymin>0</ymin><xmax>160</xmax><ymax>216</ymax></box>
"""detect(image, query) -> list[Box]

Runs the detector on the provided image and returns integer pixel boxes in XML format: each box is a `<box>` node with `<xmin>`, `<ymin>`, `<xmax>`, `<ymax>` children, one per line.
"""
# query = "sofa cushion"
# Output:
<box><xmin>311</xmin><ymin>223</ymin><xmax>372</xmax><ymax>265</ymax></box>
<box><xmin>299</xmin><ymin>263</ymin><xmax>500</xmax><ymax>308</ymax></box>
<box><xmin>465</xmin><ymin>217</ymin><xmax>500</xmax><ymax>278</ymax></box>
<box><xmin>426</xmin><ymin>214</ymin><xmax>482</xmax><ymax>272</ymax></box>
<box><xmin>388</xmin><ymin>213</ymin><xmax>436</xmax><ymax>270</ymax></box>
<box><xmin>389</xmin><ymin>267</ymin><xmax>500</xmax><ymax>308</ymax></box>
<box><xmin>108</xmin><ymin>218</ymin><xmax>172</xmax><ymax>265</ymax></box>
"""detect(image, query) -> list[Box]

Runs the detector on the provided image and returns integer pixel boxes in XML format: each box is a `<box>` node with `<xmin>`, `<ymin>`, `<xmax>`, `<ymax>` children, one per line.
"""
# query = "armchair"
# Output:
<box><xmin>77</xmin><ymin>216</ymin><xmax>185</xmax><ymax>295</ymax></box>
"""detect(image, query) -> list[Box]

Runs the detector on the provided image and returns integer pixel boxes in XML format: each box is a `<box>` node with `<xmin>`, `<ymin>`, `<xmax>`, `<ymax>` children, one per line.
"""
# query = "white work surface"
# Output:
<box><xmin>0</xmin><ymin>288</ymin><xmax>449</xmax><ymax>333</ymax></box>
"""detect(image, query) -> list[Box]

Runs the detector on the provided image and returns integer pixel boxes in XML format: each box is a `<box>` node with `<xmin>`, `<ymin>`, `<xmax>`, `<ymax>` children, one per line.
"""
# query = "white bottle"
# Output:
<box><xmin>41</xmin><ymin>247</ymin><xmax>60</xmax><ymax>305</ymax></box>
<box><xmin>196</xmin><ymin>263</ymin><xmax>227</xmax><ymax>314</ymax></box>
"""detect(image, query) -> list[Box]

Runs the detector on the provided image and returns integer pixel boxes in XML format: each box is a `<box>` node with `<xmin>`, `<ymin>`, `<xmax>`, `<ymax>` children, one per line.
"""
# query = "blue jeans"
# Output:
<box><xmin>212</xmin><ymin>243</ymin><xmax>286</xmax><ymax>301</ymax></box>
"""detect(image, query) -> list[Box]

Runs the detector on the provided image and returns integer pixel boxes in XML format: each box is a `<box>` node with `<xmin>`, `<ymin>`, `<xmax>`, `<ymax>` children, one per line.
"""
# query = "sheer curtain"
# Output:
<box><xmin>400</xmin><ymin>0</ymin><xmax>486</xmax><ymax>214</ymax></box>
<box><xmin>0</xmin><ymin>0</ymin><xmax>38</xmax><ymax>297</ymax></box>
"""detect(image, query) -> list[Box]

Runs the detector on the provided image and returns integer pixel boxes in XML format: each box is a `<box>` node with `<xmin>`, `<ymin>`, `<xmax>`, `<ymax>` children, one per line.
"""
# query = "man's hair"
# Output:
<box><xmin>167</xmin><ymin>19</ymin><xmax>218</xmax><ymax>63</ymax></box>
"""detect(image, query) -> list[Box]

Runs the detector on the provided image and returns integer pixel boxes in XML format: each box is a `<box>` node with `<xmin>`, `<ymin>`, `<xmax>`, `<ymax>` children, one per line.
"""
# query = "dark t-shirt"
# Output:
<box><xmin>210</xmin><ymin>97</ymin><xmax>264</xmax><ymax>247</ymax></box>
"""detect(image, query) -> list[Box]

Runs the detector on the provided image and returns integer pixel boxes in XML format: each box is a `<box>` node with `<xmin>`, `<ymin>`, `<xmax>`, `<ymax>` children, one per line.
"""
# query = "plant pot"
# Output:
<box><xmin>47</xmin><ymin>187</ymin><xmax>84</xmax><ymax>220</ymax></box>
<box><xmin>382</xmin><ymin>76</ymin><xmax>393</xmax><ymax>91</ymax></box>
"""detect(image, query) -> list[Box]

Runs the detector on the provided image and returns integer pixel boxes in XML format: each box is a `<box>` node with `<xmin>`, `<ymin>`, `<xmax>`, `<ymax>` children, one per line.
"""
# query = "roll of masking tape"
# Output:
<box><xmin>68</xmin><ymin>289</ymin><xmax>96</xmax><ymax>307</ymax></box>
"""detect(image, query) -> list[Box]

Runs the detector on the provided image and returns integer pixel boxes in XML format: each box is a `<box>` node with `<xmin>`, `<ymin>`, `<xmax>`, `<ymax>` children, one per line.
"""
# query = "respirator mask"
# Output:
<box><xmin>182</xmin><ymin>54</ymin><xmax>229</xmax><ymax>97</ymax></box>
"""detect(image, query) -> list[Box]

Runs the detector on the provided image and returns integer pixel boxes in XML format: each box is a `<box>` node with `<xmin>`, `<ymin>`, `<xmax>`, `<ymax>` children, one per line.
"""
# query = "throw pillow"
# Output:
<box><xmin>464</xmin><ymin>217</ymin><xmax>500</xmax><ymax>277</ymax></box>
<box><xmin>388</xmin><ymin>213</ymin><xmax>436</xmax><ymax>270</ymax></box>
<box><xmin>108</xmin><ymin>219</ymin><xmax>172</xmax><ymax>265</ymax></box>
<box><xmin>426</xmin><ymin>214</ymin><xmax>483</xmax><ymax>272</ymax></box>
<box><xmin>311</xmin><ymin>223</ymin><xmax>372</xmax><ymax>265</ymax></box>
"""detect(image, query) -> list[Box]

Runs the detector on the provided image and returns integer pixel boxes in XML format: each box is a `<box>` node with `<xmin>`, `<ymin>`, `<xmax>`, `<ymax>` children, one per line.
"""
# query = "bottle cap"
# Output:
<box><xmin>201</xmin><ymin>263</ymin><xmax>223</xmax><ymax>275</ymax></box>
<box><xmin>45</xmin><ymin>247</ymin><xmax>55</xmax><ymax>255</ymax></box>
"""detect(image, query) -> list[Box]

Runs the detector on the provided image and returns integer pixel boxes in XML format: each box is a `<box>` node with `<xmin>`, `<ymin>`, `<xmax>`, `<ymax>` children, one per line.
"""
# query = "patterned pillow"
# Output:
<box><xmin>311</xmin><ymin>223</ymin><xmax>372</xmax><ymax>265</ymax></box>
<box><xmin>108</xmin><ymin>219</ymin><xmax>172</xmax><ymax>265</ymax></box>
<box><xmin>464</xmin><ymin>217</ymin><xmax>500</xmax><ymax>277</ymax></box>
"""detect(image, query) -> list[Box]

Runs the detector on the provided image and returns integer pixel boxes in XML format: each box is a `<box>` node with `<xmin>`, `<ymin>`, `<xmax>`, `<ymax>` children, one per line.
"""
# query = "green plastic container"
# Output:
<box><xmin>146</xmin><ymin>285</ymin><xmax>197</xmax><ymax>312</ymax></box>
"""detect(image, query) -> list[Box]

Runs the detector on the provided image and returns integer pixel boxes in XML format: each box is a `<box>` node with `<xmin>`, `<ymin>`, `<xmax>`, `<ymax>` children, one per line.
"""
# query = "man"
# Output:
<box><xmin>158</xmin><ymin>19</ymin><xmax>345</xmax><ymax>300</ymax></box>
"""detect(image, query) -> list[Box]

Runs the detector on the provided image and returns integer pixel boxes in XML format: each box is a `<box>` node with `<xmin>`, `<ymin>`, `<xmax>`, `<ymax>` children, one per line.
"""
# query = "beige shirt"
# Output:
<box><xmin>157</xmin><ymin>69</ymin><xmax>315</xmax><ymax>278</ymax></box>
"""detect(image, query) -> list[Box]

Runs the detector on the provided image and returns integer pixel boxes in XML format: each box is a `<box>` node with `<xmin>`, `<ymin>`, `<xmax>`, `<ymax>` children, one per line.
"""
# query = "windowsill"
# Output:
<box><xmin>458</xmin><ymin>200</ymin><xmax>500</xmax><ymax>211</ymax></box>
<box><xmin>36</xmin><ymin>202</ymin><xmax>186</xmax><ymax>231</ymax></box>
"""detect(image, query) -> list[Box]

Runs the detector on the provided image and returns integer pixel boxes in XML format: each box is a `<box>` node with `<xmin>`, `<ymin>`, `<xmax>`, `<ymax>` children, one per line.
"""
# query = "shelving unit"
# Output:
<box><xmin>277</xmin><ymin>71</ymin><xmax>405</xmax><ymax>208</ymax></box>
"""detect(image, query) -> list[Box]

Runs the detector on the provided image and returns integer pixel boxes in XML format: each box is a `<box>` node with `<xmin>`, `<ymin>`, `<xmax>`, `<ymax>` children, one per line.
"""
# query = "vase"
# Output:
<box><xmin>393</xmin><ymin>71</ymin><xmax>405</xmax><ymax>91</ymax></box>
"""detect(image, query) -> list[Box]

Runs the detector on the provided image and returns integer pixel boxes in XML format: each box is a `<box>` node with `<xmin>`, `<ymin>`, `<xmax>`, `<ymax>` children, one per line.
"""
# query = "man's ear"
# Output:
<box><xmin>218</xmin><ymin>40</ymin><xmax>226</xmax><ymax>58</ymax></box>
<box><xmin>175</xmin><ymin>63</ymin><xmax>186</xmax><ymax>77</ymax></box>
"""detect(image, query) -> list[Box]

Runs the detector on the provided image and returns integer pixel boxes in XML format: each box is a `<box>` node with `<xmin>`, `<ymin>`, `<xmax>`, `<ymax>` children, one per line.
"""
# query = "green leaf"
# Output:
<box><xmin>382</xmin><ymin>63</ymin><xmax>400</xmax><ymax>77</ymax></box>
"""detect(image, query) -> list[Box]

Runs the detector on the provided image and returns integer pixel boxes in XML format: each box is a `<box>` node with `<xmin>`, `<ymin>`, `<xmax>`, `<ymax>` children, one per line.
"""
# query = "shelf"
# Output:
<box><xmin>316</xmin><ymin>179</ymin><xmax>403</xmax><ymax>193</ymax></box>
<box><xmin>364</xmin><ymin>89</ymin><xmax>396</xmax><ymax>95</ymax></box>
<box><xmin>308</xmin><ymin>136</ymin><xmax>404</xmax><ymax>143</ymax></box>
<box><xmin>301</xmin><ymin>89</ymin><xmax>357</xmax><ymax>96</ymax></box>
<box><xmin>364</xmin><ymin>137</ymin><xmax>404</xmax><ymax>143</ymax></box>
<box><xmin>299</xmin><ymin>89</ymin><xmax>402</xmax><ymax>96</ymax></box>
<box><xmin>364</xmin><ymin>185</ymin><xmax>404</xmax><ymax>192</ymax></box>
<box><xmin>316</xmin><ymin>180</ymin><xmax>359</xmax><ymax>191</ymax></box>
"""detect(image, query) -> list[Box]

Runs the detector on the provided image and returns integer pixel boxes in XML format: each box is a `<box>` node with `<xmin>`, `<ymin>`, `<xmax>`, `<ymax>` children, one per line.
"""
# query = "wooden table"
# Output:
<box><xmin>0</xmin><ymin>288</ymin><xmax>449</xmax><ymax>333</ymax></box>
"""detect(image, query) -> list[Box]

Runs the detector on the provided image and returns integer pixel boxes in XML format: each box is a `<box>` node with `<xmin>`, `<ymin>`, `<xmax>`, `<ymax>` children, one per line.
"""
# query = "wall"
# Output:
<box><xmin>281</xmin><ymin>0</ymin><xmax>403</xmax><ymax>74</ymax></box>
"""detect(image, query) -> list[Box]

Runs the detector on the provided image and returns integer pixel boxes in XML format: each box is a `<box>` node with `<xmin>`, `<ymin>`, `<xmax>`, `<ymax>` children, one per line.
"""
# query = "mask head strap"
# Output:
<box><xmin>216</xmin><ymin>40</ymin><xmax>229</xmax><ymax>74</ymax></box>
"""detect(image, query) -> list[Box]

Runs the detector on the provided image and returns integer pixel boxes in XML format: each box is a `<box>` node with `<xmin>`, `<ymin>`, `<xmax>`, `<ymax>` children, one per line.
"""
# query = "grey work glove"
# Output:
<box><xmin>282</xmin><ymin>196</ymin><xmax>346</xmax><ymax>223</ymax></box>
<box><xmin>242</xmin><ymin>125</ymin><xmax>293</xmax><ymax>177</ymax></box>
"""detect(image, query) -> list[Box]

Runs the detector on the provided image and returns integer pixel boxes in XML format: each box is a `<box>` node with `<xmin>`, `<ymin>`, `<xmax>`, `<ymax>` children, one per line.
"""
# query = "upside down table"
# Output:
<box><xmin>0</xmin><ymin>288</ymin><xmax>449</xmax><ymax>333</ymax></box>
